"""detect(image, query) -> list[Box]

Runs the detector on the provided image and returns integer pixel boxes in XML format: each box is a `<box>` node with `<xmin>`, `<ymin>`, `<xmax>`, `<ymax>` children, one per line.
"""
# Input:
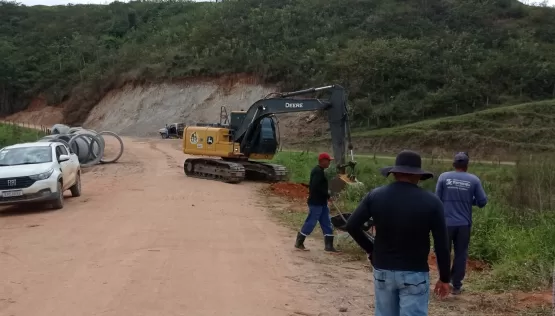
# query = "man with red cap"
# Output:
<box><xmin>294</xmin><ymin>152</ymin><xmax>338</xmax><ymax>252</ymax></box>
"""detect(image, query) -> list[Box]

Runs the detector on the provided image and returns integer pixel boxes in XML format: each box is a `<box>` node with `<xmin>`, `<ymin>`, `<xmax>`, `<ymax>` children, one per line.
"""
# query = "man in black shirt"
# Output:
<box><xmin>346</xmin><ymin>150</ymin><xmax>451</xmax><ymax>315</ymax></box>
<box><xmin>294</xmin><ymin>152</ymin><xmax>338</xmax><ymax>252</ymax></box>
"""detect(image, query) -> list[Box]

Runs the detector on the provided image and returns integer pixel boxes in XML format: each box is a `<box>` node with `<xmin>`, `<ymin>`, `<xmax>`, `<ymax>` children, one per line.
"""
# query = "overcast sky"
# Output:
<box><xmin>17</xmin><ymin>0</ymin><xmax>211</xmax><ymax>5</ymax></box>
<box><xmin>14</xmin><ymin>0</ymin><xmax>555</xmax><ymax>7</ymax></box>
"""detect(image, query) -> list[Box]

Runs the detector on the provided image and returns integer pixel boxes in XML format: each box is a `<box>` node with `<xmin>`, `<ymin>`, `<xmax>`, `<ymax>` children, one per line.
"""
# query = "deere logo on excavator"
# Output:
<box><xmin>285</xmin><ymin>102</ymin><xmax>303</xmax><ymax>108</ymax></box>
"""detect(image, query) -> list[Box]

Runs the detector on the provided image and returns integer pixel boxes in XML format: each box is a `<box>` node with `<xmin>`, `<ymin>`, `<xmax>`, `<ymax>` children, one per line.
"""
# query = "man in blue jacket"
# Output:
<box><xmin>435</xmin><ymin>152</ymin><xmax>488</xmax><ymax>295</ymax></box>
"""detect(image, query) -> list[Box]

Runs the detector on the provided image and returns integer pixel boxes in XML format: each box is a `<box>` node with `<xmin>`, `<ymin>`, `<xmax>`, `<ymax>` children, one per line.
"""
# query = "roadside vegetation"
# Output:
<box><xmin>2</xmin><ymin>0</ymin><xmax>555</xmax><ymax>127</ymax></box>
<box><xmin>0</xmin><ymin>123</ymin><xmax>46</xmax><ymax>147</ymax></box>
<box><xmin>270</xmin><ymin>151</ymin><xmax>555</xmax><ymax>292</ymax></box>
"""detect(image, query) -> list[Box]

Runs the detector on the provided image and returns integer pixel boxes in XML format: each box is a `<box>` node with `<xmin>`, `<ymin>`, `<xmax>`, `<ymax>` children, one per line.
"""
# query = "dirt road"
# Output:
<box><xmin>0</xmin><ymin>138</ymin><xmax>371</xmax><ymax>316</ymax></box>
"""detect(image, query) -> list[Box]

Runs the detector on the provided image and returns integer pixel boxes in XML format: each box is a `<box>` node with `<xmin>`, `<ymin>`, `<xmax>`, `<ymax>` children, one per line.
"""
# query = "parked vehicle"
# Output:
<box><xmin>0</xmin><ymin>141</ymin><xmax>82</xmax><ymax>209</ymax></box>
<box><xmin>159</xmin><ymin>123</ymin><xmax>185</xmax><ymax>139</ymax></box>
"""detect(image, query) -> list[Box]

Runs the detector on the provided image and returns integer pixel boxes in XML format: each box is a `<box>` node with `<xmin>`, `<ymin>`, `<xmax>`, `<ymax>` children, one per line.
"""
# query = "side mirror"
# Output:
<box><xmin>59</xmin><ymin>154</ymin><xmax>70</xmax><ymax>162</ymax></box>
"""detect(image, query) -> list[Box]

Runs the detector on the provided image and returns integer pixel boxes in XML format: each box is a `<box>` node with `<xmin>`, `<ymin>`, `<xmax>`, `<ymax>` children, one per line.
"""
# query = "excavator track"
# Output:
<box><xmin>184</xmin><ymin>158</ymin><xmax>245</xmax><ymax>184</ymax></box>
<box><xmin>238</xmin><ymin>161</ymin><xmax>289</xmax><ymax>182</ymax></box>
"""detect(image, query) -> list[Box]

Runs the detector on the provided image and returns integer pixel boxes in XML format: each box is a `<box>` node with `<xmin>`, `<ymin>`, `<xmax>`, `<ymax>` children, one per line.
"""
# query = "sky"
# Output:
<box><xmin>17</xmin><ymin>0</ymin><xmax>211</xmax><ymax>5</ymax></box>
<box><xmin>12</xmin><ymin>0</ymin><xmax>555</xmax><ymax>6</ymax></box>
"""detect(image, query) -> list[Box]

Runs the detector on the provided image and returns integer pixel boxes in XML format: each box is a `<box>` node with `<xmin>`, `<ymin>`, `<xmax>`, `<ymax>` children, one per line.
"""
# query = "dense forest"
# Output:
<box><xmin>1</xmin><ymin>0</ymin><xmax>555</xmax><ymax>126</ymax></box>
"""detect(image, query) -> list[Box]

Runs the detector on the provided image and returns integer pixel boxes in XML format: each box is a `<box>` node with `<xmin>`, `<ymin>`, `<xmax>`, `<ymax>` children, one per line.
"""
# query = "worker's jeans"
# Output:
<box><xmin>300</xmin><ymin>204</ymin><xmax>334</xmax><ymax>236</ymax></box>
<box><xmin>447</xmin><ymin>225</ymin><xmax>471</xmax><ymax>290</ymax></box>
<box><xmin>373</xmin><ymin>268</ymin><xmax>430</xmax><ymax>316</ymax></box>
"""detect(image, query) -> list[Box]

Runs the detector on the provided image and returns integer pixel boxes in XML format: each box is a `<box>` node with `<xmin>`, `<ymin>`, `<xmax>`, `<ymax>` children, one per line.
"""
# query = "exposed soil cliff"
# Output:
<box><xmin>83</xmin><ymin>79</ymin><xmax>277</xmax><ymax>136</ymax></box>
<box><xmin>2</xmin><ymin>76</ymin><xmax>322</xmax><ymax>143</ymax></box>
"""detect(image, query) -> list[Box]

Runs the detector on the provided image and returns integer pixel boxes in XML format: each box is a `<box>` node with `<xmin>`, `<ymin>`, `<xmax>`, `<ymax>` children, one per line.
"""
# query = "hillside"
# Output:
<box><xmin>294</xmin><ymin>99</ymin><xmax>555</xmax><ymax>159</ymax></box>
<box><xmin>2</xmin><ymin>0</ymin><xmax>555</xmax><ymax>128</ymax></box>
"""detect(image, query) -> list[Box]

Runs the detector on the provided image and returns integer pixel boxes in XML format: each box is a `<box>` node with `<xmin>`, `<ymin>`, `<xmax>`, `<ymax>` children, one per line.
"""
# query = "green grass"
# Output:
<box><xmin>0</xmin><ymin>123</ymin><xmax>47</xmax><ymax>148</ymax></box>
<box><xmin>268</xmin><ymin>150</ymin><xmax>555</xmax><ymax>292</ymax></box>
<box><xmin>305</xmin><ymin>99</ymin><xmax>555</xmax><ymax>159</ymax></box>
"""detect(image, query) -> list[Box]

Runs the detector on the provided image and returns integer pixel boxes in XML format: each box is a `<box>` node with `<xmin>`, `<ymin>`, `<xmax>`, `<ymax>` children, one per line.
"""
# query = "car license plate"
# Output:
<box><xmin>2</xmin><ymin>190</ymin><xmax>23</xmax><ymax>198</ymax></box>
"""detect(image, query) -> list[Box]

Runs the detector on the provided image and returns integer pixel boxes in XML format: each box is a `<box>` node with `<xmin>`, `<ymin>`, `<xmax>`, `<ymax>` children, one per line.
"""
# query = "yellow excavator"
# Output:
<box><xmin>181</xmin><ymin>85</ymin><xmax>361</xmax><ymax>195</ymax></box>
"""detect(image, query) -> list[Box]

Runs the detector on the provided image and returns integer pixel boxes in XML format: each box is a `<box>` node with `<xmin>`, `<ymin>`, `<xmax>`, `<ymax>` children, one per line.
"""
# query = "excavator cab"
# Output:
<box><xmin>229</xmin><ymin>111</ymin><xmax>246</xmax><ymax>132</ymax></box>
<box><xmin>249</xmin><ymin>117</ymin><xmax>279</xmax><ymax>155</ymax></box>
<box><xmin>229</xmin><ymin>111</ymin><xmax>278</xmax><ymax>158</ymax></box>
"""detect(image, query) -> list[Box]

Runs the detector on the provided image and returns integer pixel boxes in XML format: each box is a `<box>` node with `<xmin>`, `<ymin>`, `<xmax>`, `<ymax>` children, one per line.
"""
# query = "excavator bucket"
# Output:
<box><xmin>329</xmin><ymin>173</ymin><xmax>365</xmax><ymax>197</ymax></box>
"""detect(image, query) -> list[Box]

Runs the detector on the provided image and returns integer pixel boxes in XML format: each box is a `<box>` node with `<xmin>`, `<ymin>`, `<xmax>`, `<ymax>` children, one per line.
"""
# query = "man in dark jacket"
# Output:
<box><xmin>294</xmin><ymin>152</ymin><xmax>338</xmax><ymax>252</ymax></box>
<box><xmin>346</xmin><ymin>150</ymin><xmax>451</xmax><ymax>315</ymax></box>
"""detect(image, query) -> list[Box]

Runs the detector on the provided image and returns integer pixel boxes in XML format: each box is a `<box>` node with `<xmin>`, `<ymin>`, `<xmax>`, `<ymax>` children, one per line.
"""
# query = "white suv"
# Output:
<box><xmin>0</xmin><ymin>141</ymin><xmax>82</xmax><ymax>209</ymax></box>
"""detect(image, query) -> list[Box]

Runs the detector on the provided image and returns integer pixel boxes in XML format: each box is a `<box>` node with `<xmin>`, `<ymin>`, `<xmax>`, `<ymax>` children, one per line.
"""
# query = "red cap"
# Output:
<box><xmin>318</xmin><ymin>152</ymin><xmax>334</xmax><ymax>161</ymax></box>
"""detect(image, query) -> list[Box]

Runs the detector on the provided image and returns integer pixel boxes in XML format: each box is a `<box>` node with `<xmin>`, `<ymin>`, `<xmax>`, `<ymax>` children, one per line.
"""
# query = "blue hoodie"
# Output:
<box><xmin>435</xmin><ymin>171</ymin><xmax>488</xmax><ymax>226</ymax></box>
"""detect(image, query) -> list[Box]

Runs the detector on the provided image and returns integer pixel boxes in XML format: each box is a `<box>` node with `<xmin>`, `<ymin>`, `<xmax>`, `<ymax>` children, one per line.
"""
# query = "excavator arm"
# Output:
<box><xmin>234</xmin><ymin>85</ymin><xmax>357</xmax><ymax>177</ymax></box>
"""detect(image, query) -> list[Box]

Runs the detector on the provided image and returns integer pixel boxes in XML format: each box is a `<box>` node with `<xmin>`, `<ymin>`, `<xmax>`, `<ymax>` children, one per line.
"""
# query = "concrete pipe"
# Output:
<box><xmin>68</xmin><ymin>127</ymin><xmax>84</xmax><ymax>134</ymax></box>
<box><xmin>47</xmin><ymin>125</ymin><xmax>123</xmax><ymax>167</ymax></box>
<box><xmin>69</xmin><ymin>134</ymin><xmax>104</xmax><ymax>167</ymax></box>
<box><xmin>51</xmin><ymin>124</ymin><xmax>70</xmax><ymax>135</ymax></box>
<box><xmin>40</xmin><ymin>135</ymin><xmax>58</xmax><ymax>140</ymax></box>
<box><xmin>71</xmin><ymin>136</ymin><xmax>93</xmax><ymax>162</ymax></box>
<box><xmin>70</xmin><ymin>129</ymin><xmax>105</xmax><ymax>159</ymax></box>
<box><xmin>97</xmin><ymin>131</ymin><xmax>124</xmax><ymax>164</ymax></box>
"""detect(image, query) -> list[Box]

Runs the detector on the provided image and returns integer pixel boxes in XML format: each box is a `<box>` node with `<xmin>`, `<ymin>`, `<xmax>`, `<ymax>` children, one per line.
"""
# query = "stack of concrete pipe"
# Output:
<box><xmin>38</xmin><ymin>124</ymin><xmax>124</xmax><ymax>168</ymax></box>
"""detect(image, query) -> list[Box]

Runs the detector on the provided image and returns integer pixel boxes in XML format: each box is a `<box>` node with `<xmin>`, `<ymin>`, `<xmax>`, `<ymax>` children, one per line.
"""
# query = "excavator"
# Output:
<box><xmin>181</xmin><ymin>84</ymin><xmax>361</xmax><ymax>195</ymax></box>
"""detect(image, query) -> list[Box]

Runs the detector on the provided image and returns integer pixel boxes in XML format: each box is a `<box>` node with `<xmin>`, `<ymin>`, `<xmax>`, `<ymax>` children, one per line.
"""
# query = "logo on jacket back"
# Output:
<box><xmin>445</xmin><ymin>178</ymin><xmax>471</xmax><ymax>190</ymax></box>
<box><xmin>285</xmin><ymin>103</ymin><xmax>303</xmax><ymax>108</ymax></box>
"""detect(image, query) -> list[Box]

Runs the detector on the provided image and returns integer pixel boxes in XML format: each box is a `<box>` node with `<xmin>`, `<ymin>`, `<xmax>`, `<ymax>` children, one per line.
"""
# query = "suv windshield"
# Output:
<box><xmin>0</xmin><ymin>146</ymin><xmax>53</xmax><ymax>166</ymax></box>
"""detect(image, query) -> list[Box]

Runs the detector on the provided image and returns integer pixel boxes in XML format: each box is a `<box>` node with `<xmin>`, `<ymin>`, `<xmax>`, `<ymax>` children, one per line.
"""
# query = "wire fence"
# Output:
<box><xmin>0</xmin><ymin>120</ymin><xmax>52</xmax><ymax>148</ymax></box>
<box><xmin>0</xmin><ymin>120</ymin><xmax>52</xmax><ymax>134</ymax></box>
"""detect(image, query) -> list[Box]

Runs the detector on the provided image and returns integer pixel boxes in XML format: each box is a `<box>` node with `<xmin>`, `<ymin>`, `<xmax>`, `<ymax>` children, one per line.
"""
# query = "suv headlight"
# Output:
<box><xmin>29</xmin><ymin>168</ymin><xmax>54</xmax><ymax>180</ymax></box>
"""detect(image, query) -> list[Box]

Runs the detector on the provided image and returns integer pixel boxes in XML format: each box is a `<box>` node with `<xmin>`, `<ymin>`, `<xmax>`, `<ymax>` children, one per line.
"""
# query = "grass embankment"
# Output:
<box><xmin>305</xmin><ymin>99</ymin><xmax>555</xmax><ymax>160</ymax></box>
<box><xmin>0</xmin><ymin>123</ymin><xmax>46</xmax><ymax>148</ymax></box>
<box><xmin>269</xmin><ymin>151</ymin><xmax>555</xmax><ymax>292</ymax></box>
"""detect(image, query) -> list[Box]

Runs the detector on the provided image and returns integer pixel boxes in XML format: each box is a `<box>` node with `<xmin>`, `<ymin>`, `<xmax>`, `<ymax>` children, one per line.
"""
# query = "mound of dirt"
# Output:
<box><xmin>270</xmin><ymin>182</ymin><xmax>309</xmax><ymax>200</ymax></box>
<box><xmin>2</xmin><ymin>94</ymin><xmax>63</xmax><ymax>127</ymax></box>
<box><xmin>428</xmin><ymin>252</ymin><xmax>489</xmax><ymax>272</ymax></box>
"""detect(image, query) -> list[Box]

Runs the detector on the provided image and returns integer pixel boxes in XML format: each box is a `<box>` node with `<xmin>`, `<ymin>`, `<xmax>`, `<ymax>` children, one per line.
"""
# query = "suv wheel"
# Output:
<box><xmin>70</xmin><ymin>173</ymin><xmax>82</xmax><ymax>197</ymax></box>
<box><xmin>51</xmin><ymin>181</ymin><xmax>64</xmax><ymax>210</ymax></box>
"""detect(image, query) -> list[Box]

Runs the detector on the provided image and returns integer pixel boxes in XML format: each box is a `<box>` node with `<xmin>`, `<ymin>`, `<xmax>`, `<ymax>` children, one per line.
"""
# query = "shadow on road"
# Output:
<box><xmin>0</xmin><ymin>204</ymin><xmax>58</xmax><ymax>217</ymax></box>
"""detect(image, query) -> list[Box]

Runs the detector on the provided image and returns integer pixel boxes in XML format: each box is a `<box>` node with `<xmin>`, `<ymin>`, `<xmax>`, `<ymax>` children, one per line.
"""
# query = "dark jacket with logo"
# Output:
<box><xmin>307</xmin><ymin>165</ymin><xmax>330</xmax><ymax>206</ymax></box>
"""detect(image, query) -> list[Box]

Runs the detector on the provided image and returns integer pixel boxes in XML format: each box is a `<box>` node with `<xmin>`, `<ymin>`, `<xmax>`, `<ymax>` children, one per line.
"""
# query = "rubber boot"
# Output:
<box><xmin>295</xmin><ymin>232</ymin><xmax>307</xmax><ymax>250</ymax></box>
<box><xmin>324</xmin><ymin>235</ymin><xmax>339</xmax><ymax>252</ymax></box>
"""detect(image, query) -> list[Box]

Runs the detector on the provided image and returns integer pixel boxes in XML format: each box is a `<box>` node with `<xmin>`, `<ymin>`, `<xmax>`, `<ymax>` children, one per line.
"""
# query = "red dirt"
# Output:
<box><xmin>515</xmin><ymin>291</ymin><xmax>553</xmax><ymax>308</ymax></box>
<box><xmin>269</xmin><ymin>182</ymin><xmax>309</xmax><ymax>200</ymax></box>
<box><xmin>428</xmin><ymin>252</ymin><xmax>489</xmax><ymax>272</ymax></box>
<box><xmin>2</xmin><ymin>95</ymin><xmax>64</xmax><ymax>127</ymax></box>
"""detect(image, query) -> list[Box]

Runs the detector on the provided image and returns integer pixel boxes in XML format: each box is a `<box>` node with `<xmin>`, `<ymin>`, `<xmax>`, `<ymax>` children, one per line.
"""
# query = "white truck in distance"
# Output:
<box><xmin>0</xmin><ymin>142</ymin><xmax>82</xmax><ymax>209</ymax></box>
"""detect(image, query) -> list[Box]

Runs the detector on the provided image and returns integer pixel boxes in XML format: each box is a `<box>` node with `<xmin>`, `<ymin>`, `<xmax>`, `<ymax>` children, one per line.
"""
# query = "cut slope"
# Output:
<box><xmin>1</xmin><ymin>95</ymin><xmax>63</xmax><ymax>128</ymax></box>
<box><xmin>83</xmin><ymin>80</ymin><xmax>278</xmax><ymax>136</ymax></box>
<box><xmin>293</xmin><ymin>100</ymin><xmax>555</xmax><ymax>159</ymax></box>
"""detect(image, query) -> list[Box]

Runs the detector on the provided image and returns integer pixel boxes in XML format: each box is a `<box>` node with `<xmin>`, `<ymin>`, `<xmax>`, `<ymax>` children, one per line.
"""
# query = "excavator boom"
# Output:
<box><xmin>236</xmin><ymin>85</ymin><xmax>356</xmax><ymax>177</ymax></box>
